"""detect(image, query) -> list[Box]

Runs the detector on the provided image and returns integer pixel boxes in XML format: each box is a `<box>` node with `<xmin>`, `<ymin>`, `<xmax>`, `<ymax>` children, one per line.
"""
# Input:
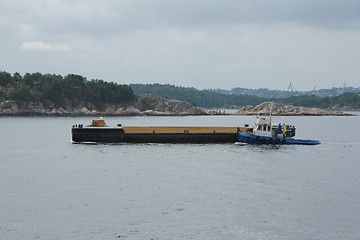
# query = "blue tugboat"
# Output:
<box><xmin>238</xmin><ymin>115</ymin><xmax>320</xmax><ymax>145</ymax></box>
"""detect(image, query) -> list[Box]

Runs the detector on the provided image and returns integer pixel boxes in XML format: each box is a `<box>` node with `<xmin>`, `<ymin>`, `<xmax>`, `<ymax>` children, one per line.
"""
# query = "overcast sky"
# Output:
<box><xmin>1</xmin><ymin>0</ymin><xmax>359</xmax><ymax>90</ymax></box>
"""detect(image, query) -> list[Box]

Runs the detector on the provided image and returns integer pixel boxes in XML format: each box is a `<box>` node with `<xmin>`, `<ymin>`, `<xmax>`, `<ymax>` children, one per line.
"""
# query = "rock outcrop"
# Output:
<box><xmin>235</xmin><ymin>102</ymin><xmax>353</xmax><ymax>116</ymax></box>
<box><xmin>0</xmin><ymin>99</ymin><xmax>353</xmax><ymax>116</ymax></box>
<box><xmin>133</xmin><ymin>96</ymin><xmax>207</xmax><ymax>115</ymax></box>
<box><xmin>0</xmin><ymin>96</ymin><xmax>208</xmax><ymax>116</ymax></box>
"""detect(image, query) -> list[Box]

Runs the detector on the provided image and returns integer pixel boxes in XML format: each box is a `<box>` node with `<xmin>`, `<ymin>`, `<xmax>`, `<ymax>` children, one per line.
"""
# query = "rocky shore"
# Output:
<box><xmin>0</xmin><ymin>98</ymin><xmax>354</xmax><ymax>117</ymax></box>
<box><xmin>235</xmin><ymin>102</ymin><xmax>354</xmax><ymax>116</ymax></box>
<box><xmin>0</xmin><ymin>96</ymin><xmax>208</xmax><ymax>116</ymax></box>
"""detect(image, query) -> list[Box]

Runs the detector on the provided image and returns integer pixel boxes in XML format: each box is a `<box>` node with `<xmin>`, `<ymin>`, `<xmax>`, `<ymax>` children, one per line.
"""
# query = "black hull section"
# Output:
<box><xmin>72</xmin><ymin>128</ymin><xmax>238</xmax><ymax>143</ymax></box>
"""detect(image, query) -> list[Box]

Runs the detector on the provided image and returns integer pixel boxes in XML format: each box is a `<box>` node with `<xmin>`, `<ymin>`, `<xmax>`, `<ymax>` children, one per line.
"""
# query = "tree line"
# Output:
<box><xmin>0</xmin><ymin>71</ymin><xmax>134</xmax><ymax>110</ymax></box>
<box><xmin>211</xmin><ymin>86</ymin><xmax>360</xmax><ymax>98</ymax></box>
<box><xmin>276</xmin><ymin>93</ymin><xmax>360</xmax><ymax>109</ymax></box>
<box><xmin>130</xmin><ymin>83</ymin><xmax>264</xmax><ymax>108</ymax></box>
<box><xmin>1</xmin><ymin>72</ymin><xmax>359</xmax><ymax>110</ymax></box>
<box><xmin>131</xmin><ymin>83</ymin><xmax>360</xmax><ymax>109</ymax></box>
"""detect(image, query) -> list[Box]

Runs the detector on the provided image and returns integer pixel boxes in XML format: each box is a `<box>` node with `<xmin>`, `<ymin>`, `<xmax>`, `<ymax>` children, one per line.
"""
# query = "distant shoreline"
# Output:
<box><xmin>0</xmin><ymin>110</ymin><xmax>356</xmax><ymax>117</ymax></box>
<box><xmin>0</xmin><ymin>99</ymin><xmax>357</xmax><ymax>117</ymax></box>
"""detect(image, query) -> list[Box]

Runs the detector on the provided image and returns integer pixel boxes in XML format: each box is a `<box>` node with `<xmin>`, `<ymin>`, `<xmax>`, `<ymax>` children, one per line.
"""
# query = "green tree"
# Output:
<box><xmin>8</xmin><ymin>83</ymin><xmax>31</xmax><ymax>101</ymax></box>
<box><xmin>0</xmin><ymin>71</ymin><xmax>12</xmax><ymax>87</ymax></box>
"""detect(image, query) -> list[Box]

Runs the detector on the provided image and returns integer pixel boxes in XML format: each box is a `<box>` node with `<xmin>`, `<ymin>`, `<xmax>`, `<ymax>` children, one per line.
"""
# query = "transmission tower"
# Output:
<box><xmin>287</xmin><ymin>82</ymin><xmax>297</xmax><ymax>92</ymax></box>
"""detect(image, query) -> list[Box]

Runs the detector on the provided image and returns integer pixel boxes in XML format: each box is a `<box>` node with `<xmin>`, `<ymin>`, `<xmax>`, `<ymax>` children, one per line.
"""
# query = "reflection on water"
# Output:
<box><xmin>235</xmin><ymin>142</ymin><xmax>282</xmax><ymax>151</ymax></box>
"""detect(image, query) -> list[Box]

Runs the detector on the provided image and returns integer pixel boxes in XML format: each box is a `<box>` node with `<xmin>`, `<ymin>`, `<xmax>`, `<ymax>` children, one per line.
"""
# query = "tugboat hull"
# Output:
<box><xmin>238</xmin><ymin>132</ymin><xmax>320</xmax><ymax>145</ymax></box>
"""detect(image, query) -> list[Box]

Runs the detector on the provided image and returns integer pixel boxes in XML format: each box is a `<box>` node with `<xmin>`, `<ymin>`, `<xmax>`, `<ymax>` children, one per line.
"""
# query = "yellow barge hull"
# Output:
<box><xmin>72</xmin><ymin>126</ymin><xmax>250</xmax><ymax>143</ymax></box>
<box><xmin>122</xmin><ymin>126</ymin><xmax>247</xmax><ymax>133</ymax></box>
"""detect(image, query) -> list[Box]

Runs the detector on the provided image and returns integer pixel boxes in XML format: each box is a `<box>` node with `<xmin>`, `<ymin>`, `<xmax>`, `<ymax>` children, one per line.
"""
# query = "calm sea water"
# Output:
<box><xmin>1</xmin><ymin>114</ymin><xmax>360</xmax><ymax>240</ymax></box>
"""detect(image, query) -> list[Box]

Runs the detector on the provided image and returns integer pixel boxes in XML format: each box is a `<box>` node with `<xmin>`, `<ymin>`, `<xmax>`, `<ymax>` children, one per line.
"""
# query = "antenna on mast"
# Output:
<box><xmin>268</xmin><ymin>102</ymin><xmax>274</xmax><ymax>125</ymax></box>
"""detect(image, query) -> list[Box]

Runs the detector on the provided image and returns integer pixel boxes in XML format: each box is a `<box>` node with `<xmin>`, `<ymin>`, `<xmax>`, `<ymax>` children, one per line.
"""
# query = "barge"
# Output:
<box><xmin>72</xmin><ymin>116</ymin><xmax>320</xmax><ymax>145</ymax></box>
<box><xmin>72</xmin><ymin>117</ymin><xmax>248</xmax><ymax>143</ymax></box>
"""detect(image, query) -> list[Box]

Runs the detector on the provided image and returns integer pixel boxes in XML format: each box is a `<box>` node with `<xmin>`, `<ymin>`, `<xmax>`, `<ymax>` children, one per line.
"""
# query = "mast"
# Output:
<box><xmin>269</xmin><ymin>102</ymin><xmax>273</xmax><ymax>125</ymax></box>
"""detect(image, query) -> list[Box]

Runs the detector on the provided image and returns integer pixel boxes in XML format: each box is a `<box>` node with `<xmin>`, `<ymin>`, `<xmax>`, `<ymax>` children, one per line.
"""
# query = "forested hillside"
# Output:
<box><xmin>212</xmin><ymin>86</ymin><xmax>360</xmax><ymax>98</ymax></box>
<box><xmin>130</xmin><ymin>83</ymin><xmax>263</xmax><ymax>108</ymax></box>
<box><xmin>277</xmin><ymin>93</ymin><xmax>360</xmax><ymax>109</ymax></box>
<box><xmin>0</xmin><ymin>71</ymin><xmax>134</xmax><ymax>110</ymax></box>
<box><xmin>1</xmin><ymin>72</ymin><xmax>359</xmax><ymax>112</ymax></box>
<box><xmin>131</xmin><ymin>83</ymin><xmax>360</xmax><ymax>109</ymax></box>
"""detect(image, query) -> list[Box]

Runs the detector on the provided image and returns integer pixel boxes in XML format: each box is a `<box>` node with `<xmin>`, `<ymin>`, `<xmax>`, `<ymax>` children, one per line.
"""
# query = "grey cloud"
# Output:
<box><xmin>2</xmin><ymin>0</ymin><xmax>360</xmax><ymax>40</ymax></box>
<box><xmin>119</xmin><ymin>0</ymin><xmax>360</xmax><ymax>30</ymax></box>
<box><xmin>1</xmin><ymin>0</ymin><xmax>359</xmax><ymax>90</ymax></box>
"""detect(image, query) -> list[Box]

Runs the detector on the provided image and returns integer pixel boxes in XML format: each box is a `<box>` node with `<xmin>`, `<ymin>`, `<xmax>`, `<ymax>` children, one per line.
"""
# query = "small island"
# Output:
<box><xmin>234</xmin><ymin>102</ymin><xmax>354</xmax><ymax>116</ymax></box>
